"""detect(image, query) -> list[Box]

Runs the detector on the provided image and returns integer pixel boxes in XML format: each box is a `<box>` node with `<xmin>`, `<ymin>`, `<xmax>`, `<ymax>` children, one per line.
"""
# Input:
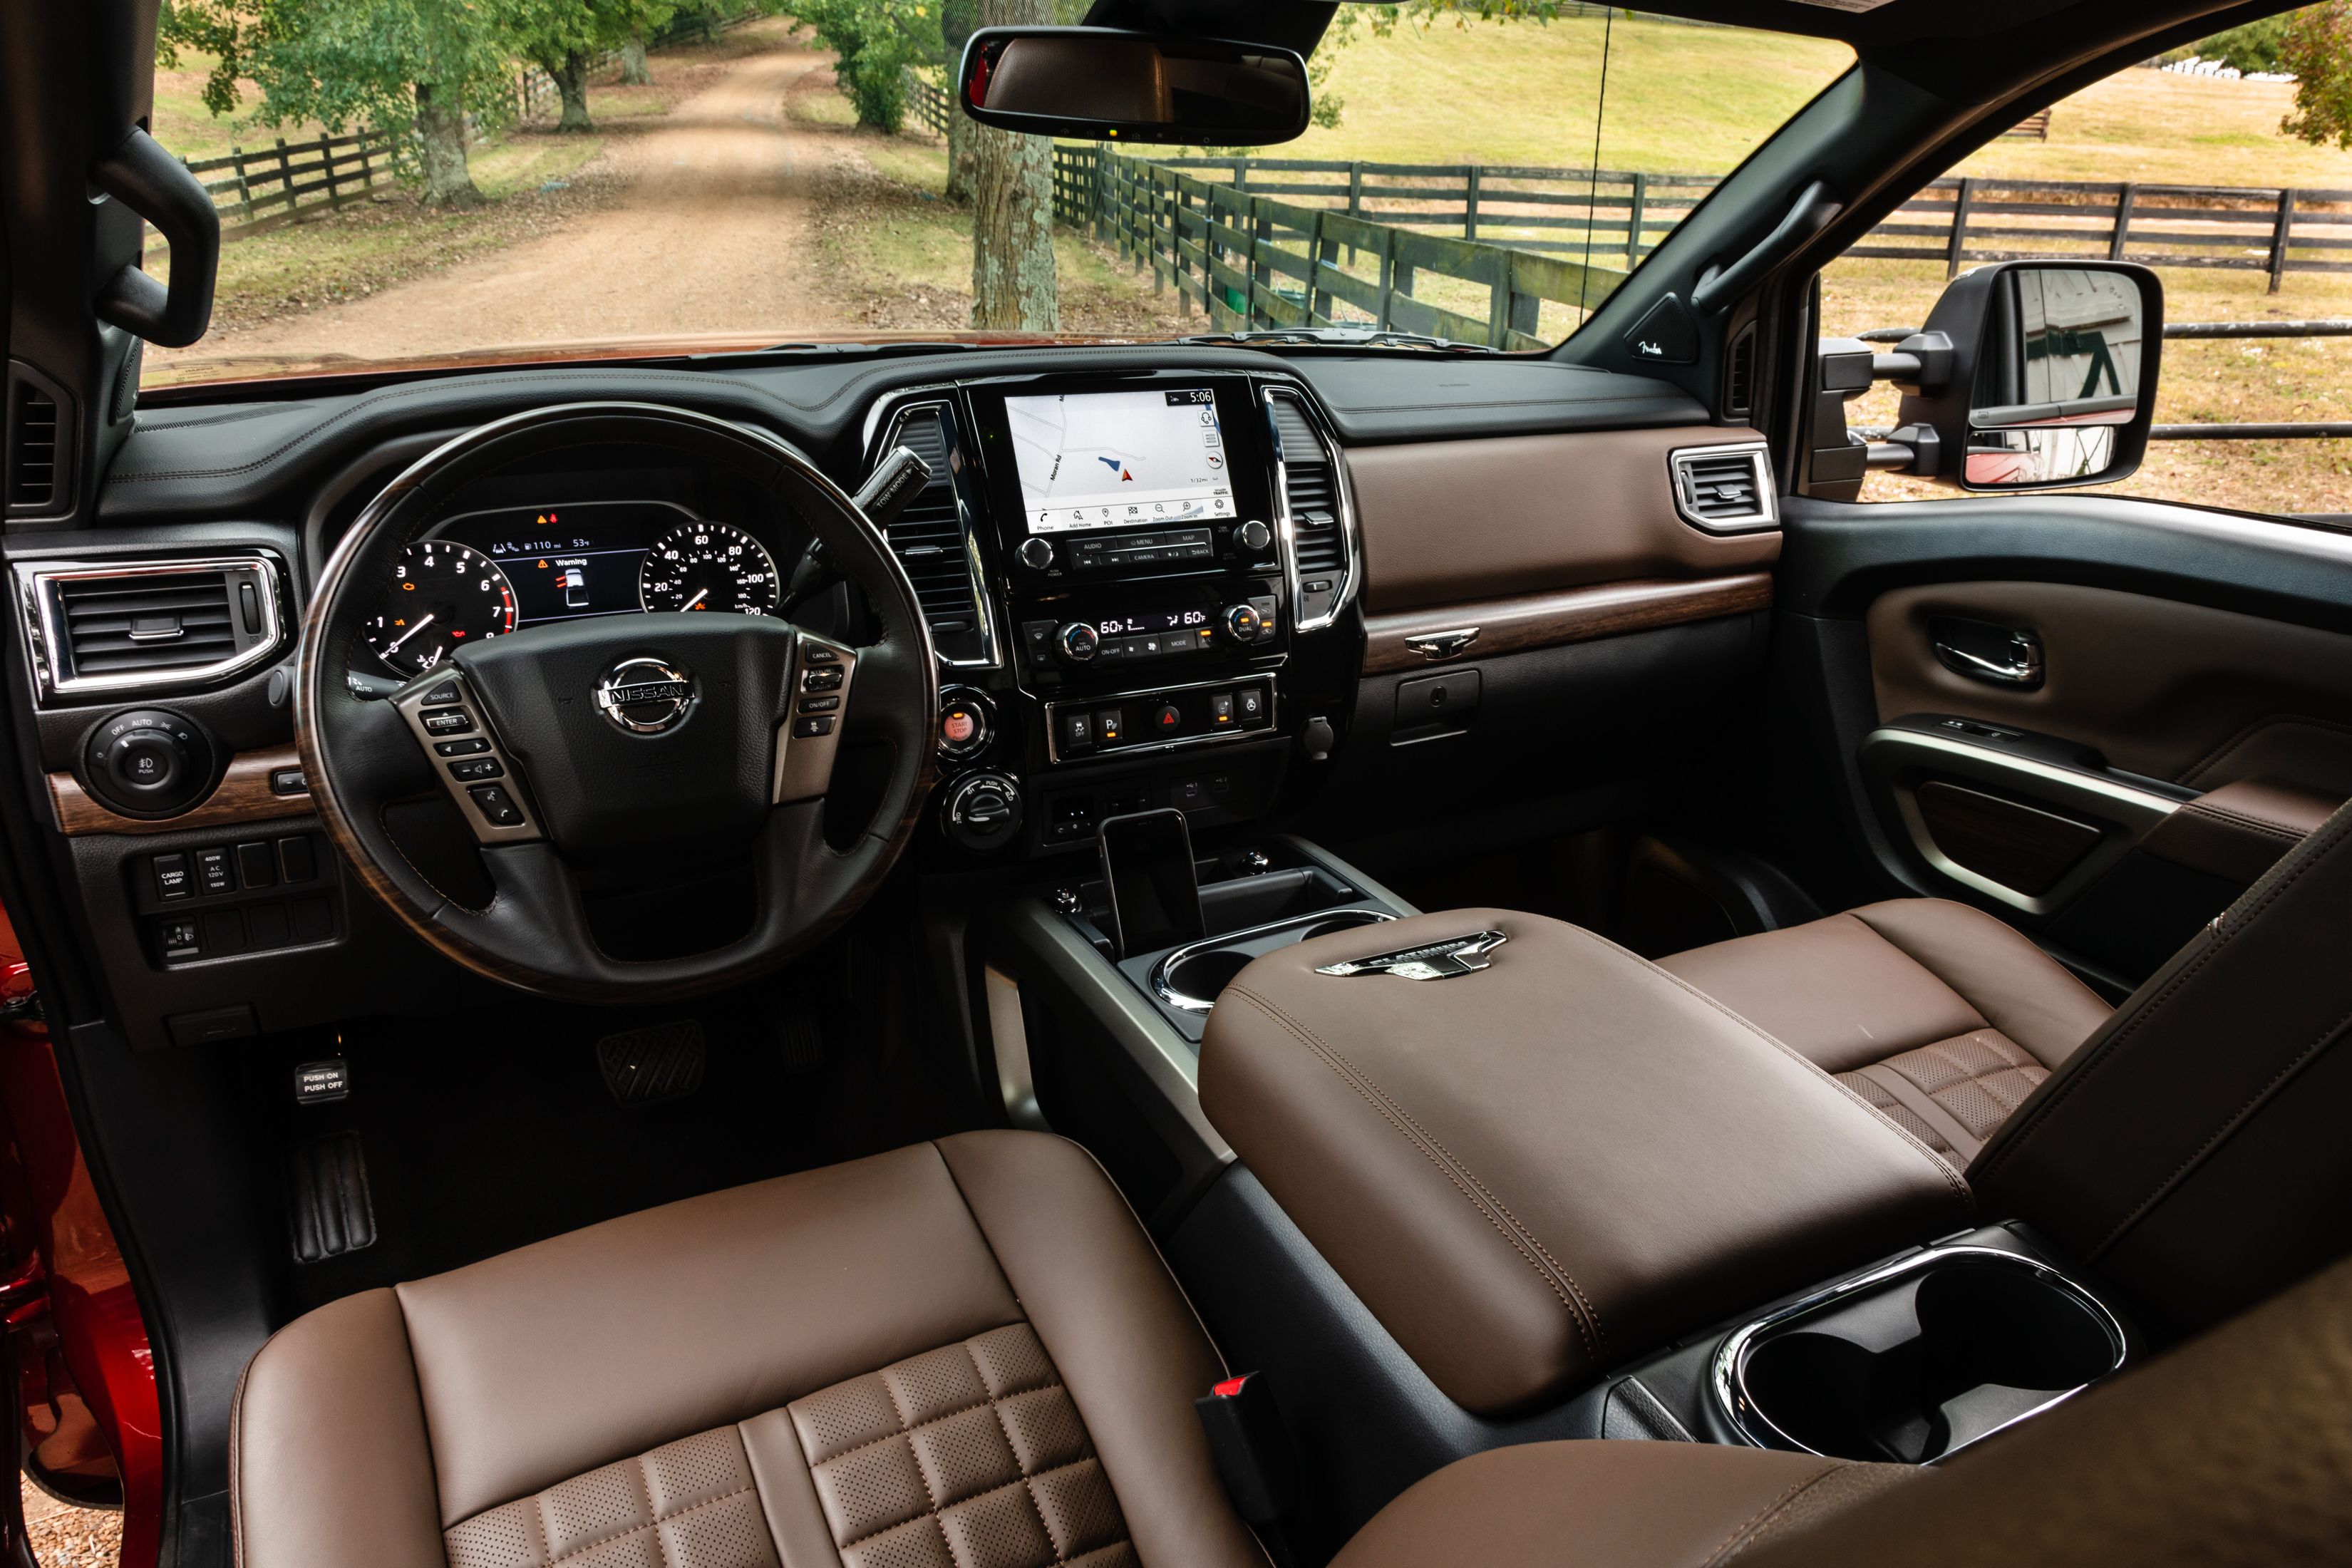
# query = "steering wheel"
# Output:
<box><xmin>296</xmin><ymin>403</ymin><xmax>939</xmax><ymax>1001</ymax></box>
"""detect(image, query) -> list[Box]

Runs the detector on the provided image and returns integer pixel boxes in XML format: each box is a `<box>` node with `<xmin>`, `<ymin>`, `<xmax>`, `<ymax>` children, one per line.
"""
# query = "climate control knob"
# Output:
<box><xmin>1234</xmin><ymin>518</ymin><xmax>1274</xmax><ymax>555</ymax></box>
<box><xmin>1055</xmin><ymin>622</ymin><xmax>1100</xmax><ymax>664</ymax></box>
<box><xmin>1220</xmin><ymin>604</ymin><xmax>1264</xmax><ymax>644</ymax></box>
<box><xmin>1016</xmin><ymin>537</ymin><xmax>1055</xmax><ymax>572</ymax></box>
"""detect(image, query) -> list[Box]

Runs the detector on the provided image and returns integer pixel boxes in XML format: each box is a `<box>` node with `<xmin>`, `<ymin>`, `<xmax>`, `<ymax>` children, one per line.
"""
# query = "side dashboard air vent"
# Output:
<box><xmin>1724</xmin><ymin>324</ymin><xmax>1756</xmax><ymax>421</ymax></box>
<box><xmin>5</xmin><ymin>363</ymin><xmax>73</xmax><ymax>517</ymax></box>
<box><xmin>1669</xmin><ymin>445</ymin><xmax>1778</xmax><ymax>534</ymax></box>
<box><xmin>17</xmin><ymin>555</ymin><xmax>284</xmax><ymax>700</ymax></box>
<box><xmin>1266</xmin><ymin>389</ymin><xmax>1353</xmax><ymax>631</ymax></box>
<box><xmin>876</xmin><ymin>406</ymin><xmax>993</xmax><ymax>666</ymax></box>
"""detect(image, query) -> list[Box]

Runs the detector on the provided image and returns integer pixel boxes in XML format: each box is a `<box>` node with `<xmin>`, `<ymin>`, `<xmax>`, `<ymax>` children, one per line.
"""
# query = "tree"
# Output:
<box><xmin>2283</xmin><ymin>3</ymin><xmax>2352</xmax><ymax>149</ymax></box>
<box><xmin>939</xmin><ymin>0</ymin><xmax>977</xmax><ymax>200</ymax></box>
<box><xmin>2187</xmin><ymin>15</ymin><xmax>2294</xmax><ymax>73</ymax></box>
<box><xmin>968</xmin><ymin>0</ymin><xmax>1056</xmax><ymax>331</ymax></box>
<box><xmin>795</xmin><ymin>0</ymin><xmax>938</xmax><ymax>132</ymax></box>
<box><xmin>505</xmin><ymin>0</ymin><xmax>680</xmax><ymax>133</ymax></box>
<box><xmin>158</xmin><ymin>0</ymin><xmax>517</xmax><ymax>207</ymax></box>
<box><xmin>620</xmin><ymin>33</ymin><xmax>653</xmax><ymax>83</ymax></box>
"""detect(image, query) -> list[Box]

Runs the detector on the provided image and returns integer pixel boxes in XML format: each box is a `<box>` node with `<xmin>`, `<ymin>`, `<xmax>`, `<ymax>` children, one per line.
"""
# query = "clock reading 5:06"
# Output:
<box><xmin>363</xmin><ymin>540</ymin><xmax>518</xmax><ymax>675</ymax></box>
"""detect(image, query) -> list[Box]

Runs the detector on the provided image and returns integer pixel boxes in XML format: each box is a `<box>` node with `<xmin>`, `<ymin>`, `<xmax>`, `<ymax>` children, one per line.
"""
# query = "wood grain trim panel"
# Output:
<box><xmin>1362</xmin><ymin>574</ymin><xmax>1773</xmax><ymax>676</ymax></box>
<box><xmin>49</xmin><ymin>746</ymin><xmax>309</xmax><ymax>837</ymax></box>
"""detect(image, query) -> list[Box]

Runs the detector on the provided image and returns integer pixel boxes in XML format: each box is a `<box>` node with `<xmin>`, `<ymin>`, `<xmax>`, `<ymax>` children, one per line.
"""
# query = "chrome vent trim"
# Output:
<box><xmin>1668</xmin><ymin>442</ymin><xmax>1778</xmax><ymax>534</ymax></box>
<box><xmin>14</xmin><ymin>553</ymin><xmax>288</xmax><ymax>701</ymax></box>
<box><xmin>873</xmin><ymin>400</ymin><xmax>1000</xmax><ymax>670</ymax></box>
<box><xmin>1262</xmin><ymin>384</ymin><xmax>1360</xmax><ymax>634</ymax></box>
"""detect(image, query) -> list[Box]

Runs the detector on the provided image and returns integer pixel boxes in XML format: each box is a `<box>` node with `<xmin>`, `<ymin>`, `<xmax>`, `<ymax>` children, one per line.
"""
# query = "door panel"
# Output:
<box><xmin>1867</xmin><ymin>582</ymin><xmax>2352</xmax><ymax>795</ymax></box>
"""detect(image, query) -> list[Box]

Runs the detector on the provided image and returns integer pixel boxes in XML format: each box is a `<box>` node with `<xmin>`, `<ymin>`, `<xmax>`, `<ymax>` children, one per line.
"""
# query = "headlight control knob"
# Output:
<box><xmin>82</xmin><ymin>707</ymin><xmax>217</xmax><ymax>818</ymax></box>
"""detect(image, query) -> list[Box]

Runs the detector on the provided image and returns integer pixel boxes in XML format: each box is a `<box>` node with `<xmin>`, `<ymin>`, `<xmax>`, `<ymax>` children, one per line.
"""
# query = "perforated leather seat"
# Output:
<box><xmin>1656</xmin><ymin>899</ymin><xmax>2113</xmax><ymax>1164</ymax></box>
<box><xmin>232</xmin><ymin>1133</ymin><xmax>1262</xmax><ymax>1568</ymax></box>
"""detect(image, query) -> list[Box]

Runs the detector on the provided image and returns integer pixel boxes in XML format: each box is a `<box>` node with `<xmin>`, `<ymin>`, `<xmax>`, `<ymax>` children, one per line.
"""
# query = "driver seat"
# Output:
<box><xmin>232</xmin><ymin>1133</ymin><xmax>1262</xmax><ymax>1568</ymax></box>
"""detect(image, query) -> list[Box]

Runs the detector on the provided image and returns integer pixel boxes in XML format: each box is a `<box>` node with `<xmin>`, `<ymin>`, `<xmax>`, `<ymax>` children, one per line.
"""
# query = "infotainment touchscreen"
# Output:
<box><xmin>1004</xmin><ymin>388</ymin><xmax>1236</xmax><ymax>535</ymax></box>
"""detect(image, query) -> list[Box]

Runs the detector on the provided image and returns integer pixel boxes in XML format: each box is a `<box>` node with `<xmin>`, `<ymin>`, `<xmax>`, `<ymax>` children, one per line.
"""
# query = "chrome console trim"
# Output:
<box><xmin>1262</xmin><ymin>383</ymin><xmax>1361</xmax><ymax>634</ymax></box>
<box><xmin>1150</xmin><ymin>908</ymin><xmax>1397</xmax><ymax>1012</ymax></box>
<box><xmin>14</xmin><ymin>552</ymin><xmax>289</xmax><ymax>702</ymax></box>
<box><xmin>1711</xmin><ymin>1243</ymin><xmax>2127</xmax><ymax>1465</ymax></box>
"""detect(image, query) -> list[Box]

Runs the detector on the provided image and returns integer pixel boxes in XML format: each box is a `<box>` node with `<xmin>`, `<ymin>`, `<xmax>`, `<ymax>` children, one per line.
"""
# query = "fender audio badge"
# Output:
<box><xmin>1316</xmin><ymin>930</ymin><xmax>1507</xmax><ymax>981</ymax></box>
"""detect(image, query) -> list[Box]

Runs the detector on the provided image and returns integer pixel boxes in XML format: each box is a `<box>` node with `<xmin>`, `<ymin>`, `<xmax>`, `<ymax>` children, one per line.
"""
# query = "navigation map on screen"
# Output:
<box><xmin>1005</xmin><ymin>388</ymin><xmax>1235</xmax><ymax>535</ymax></box>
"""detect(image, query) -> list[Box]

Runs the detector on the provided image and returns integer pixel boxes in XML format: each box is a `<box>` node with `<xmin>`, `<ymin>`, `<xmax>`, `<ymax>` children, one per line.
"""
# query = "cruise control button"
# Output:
<box><xmin>421</xmin><ymin>709</ymin><xmax>475</xmax><ymax>736</ymax></box>
<box><xmin>448</xmin><ymin>758</ymin><xmax>505</xmax><ymax>781</ymax></box>
<box><xmin>468</xmin><ymin>784</ymin><xmax>525</xmax><ymax>827</ymax></box>
<box><xmin>803</xmin><ymin>667</ymin><xmax>844</xmax><ymax>692</ymax></box>
<box><xmin>798</xmin><ymin>695</ymin><xmax>841</xmax><ymax>713</ymax></box>
<box><xmin>434</xmin><ymin>736</ymin><xmax>491</xmax><ymax>757</ymax></box>
<box><xmin>791</xmin><ymin>715</ymin><xmax>836</xmax><ymax>738</ymax></box>
<box><xmin>803</xmin><ymin>646</ymin><xmax>840</xmax><ymax>664</ymax></box>
<box><xmin>153</xmin><ymin>853</ymin><xmax>192</xmax><ymax>901</ymax></box>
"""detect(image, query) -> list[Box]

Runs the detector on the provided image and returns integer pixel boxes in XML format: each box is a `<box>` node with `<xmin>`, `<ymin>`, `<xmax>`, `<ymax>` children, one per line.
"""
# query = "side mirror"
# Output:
<box><xmin>956</xmin><ymin>26</ymin><xmax>1311</xmax><ymax>146</ymax></box>
<box><xmin>1898</xmin><ymin>261</ymin><xmax>2163</xmax><ymax>492</ymax></box>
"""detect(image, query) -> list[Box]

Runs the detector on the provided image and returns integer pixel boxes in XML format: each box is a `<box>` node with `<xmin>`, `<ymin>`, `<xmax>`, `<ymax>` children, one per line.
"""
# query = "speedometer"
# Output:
<box><xmin>638</xmin><ymin>522</ymin><xmax>781</xmax><ymax>617</ymax></box>
<box><xmin>363</xmin><ymin>540</ymin><xmax>518</xmax><ymax>676</ymax></box>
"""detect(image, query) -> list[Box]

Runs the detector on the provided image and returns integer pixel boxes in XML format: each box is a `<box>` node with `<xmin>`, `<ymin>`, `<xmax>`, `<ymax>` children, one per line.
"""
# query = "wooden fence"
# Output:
<box><xmin>181</xmin><ymin>130</ymin><xmax>405</xmax><ymax>240</ymax></box>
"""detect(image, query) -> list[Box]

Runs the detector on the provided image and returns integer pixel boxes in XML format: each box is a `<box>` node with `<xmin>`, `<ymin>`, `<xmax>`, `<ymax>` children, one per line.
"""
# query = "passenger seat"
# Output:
<box><xmin>1656</xmin><ymin>899</ymin><xmax>2112</xmax><ymax>1163</ymax></box>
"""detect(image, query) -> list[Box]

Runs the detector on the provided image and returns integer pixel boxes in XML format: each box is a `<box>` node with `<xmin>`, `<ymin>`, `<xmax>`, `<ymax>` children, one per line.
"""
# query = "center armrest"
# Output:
<box><xmin>1197</xmin><ymin>907</ymin><xmax>1974</xmax><ymax>1418</ymax></box>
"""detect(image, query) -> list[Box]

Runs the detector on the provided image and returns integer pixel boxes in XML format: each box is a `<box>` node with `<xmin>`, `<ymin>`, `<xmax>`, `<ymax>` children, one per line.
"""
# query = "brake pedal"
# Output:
<box><xmin>289</xmin><ymin>1131</ymin><xmax>376</xmax><ymax>1263</ymax></box>
<box><xmin>597</xmin><ymin>1021</ymin><xmax>707</xmax><ymax>1105</ymax></box>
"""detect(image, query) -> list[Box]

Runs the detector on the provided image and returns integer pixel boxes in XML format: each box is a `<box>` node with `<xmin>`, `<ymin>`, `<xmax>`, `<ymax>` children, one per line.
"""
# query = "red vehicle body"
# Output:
<box><xmin>0</xmin><ymin>902</ymin><xmax>160</xmax><ymax>1568</ymax></box>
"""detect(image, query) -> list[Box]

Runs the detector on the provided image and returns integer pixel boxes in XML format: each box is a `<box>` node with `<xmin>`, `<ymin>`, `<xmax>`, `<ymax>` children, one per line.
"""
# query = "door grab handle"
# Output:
<box><xmin>1934</xmin><ymin>639</ymin><xmax>2043</xmax><ymax>687</ymax></box>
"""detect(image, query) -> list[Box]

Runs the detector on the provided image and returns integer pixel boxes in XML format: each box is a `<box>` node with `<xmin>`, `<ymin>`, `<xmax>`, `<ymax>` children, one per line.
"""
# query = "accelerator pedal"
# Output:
<box><xmin>597</xmin><ymin>1020</ymin><xmax>708</xmax><ymax>1106</ymax></box>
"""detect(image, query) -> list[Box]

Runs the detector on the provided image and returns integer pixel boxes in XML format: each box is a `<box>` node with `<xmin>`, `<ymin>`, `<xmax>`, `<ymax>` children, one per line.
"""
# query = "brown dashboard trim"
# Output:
<box><xmin>48</xmin><ymin>746</ymin><xmax>309</xmax><ymax>837</ymax></box>
<box><xmin>1362</xmin><ymin>574</ymin><xmax>1773</xmax><ymax>676</ymax></box>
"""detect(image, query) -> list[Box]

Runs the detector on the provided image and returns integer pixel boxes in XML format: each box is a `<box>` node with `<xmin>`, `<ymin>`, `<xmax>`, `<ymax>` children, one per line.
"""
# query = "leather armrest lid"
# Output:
<box><xmin>1198</xmin><ymin>909</ymin><xmax>1973</xmax><ymax>1417</ymax></box>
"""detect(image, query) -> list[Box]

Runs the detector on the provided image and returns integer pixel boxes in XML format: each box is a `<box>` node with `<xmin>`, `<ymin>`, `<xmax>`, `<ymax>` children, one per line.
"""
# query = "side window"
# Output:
<box><xmin>1818</xmin><ymin>26</ymin><xmax>2351</xmax><ymax>516</ymax></box>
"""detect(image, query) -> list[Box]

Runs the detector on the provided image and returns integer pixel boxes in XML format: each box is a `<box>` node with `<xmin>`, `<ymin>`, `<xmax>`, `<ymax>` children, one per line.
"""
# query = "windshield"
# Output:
<box><xmin>141</xmin><ymin>5</ymin><xmax>1854</xmax><ymax>388</ymax></box>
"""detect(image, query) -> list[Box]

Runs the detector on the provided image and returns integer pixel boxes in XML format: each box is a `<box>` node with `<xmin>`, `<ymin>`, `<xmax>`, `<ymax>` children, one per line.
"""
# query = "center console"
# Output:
<box><xmin>862</xmin><ymin>369</ymin><xmax>1356</xmax><ymax>861</ymax></box>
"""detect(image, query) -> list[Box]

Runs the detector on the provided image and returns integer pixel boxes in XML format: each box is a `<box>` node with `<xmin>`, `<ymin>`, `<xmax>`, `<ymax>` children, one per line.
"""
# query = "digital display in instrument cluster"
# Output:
<box><xmin>442</xmin><ymin>501</ymin><xmax>780</xmax><ymax>624</ymax></box>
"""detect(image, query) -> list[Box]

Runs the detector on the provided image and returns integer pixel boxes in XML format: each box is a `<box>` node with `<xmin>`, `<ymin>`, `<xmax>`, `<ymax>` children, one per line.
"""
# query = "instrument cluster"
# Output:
<box><xmin>361</xmin><ymin>500</ymin><xmax>784</xmax><ymax>676</ymax></box>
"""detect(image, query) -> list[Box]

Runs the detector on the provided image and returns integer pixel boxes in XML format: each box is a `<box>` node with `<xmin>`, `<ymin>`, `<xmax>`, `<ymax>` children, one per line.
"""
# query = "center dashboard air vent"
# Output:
<box><xmin>873</xmin><ymin>405</ymin><xmax>994</xmax><ymax>666</ymax></box>
<box><xmin>16</xmin><ymin>555</ymin><xmax>285</xmax><ymax>701</ymax></box>
<box><xmin>1668</xmin><ymin>444</ymin><xmax>1778</xmax><ymax>534</ymax></box>
<box><xmin>1264</xmin><ymin>388</ymin><xmax>1355</xmax><ymax>631</ymax></box>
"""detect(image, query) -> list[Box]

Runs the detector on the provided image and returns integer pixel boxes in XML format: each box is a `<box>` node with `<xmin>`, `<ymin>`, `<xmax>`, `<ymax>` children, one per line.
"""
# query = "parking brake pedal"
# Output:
<box><xmin>597</xmin><ymin>1021</ymin><xmax>708</xmax><ymax>1105</ymax></box>
<box><xmin>288</xmin><ymin>1131</ymin><xmax>376</xmax><ymax>1263</ymax></box>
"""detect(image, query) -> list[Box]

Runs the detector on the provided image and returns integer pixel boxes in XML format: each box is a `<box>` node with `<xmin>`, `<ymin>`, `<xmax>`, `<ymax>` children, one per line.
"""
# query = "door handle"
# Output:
<box><xmin>1934</xmin><ymin>632</ymin><xmax>2043</xmax><ymax>688</ymax></box>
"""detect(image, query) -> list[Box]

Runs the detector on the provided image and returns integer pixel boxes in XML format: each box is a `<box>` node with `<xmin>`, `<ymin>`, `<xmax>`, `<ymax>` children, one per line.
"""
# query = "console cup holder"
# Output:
<box><xmin>1717</xmin><ymin>1246</ymin><xmax>2125</xmax><ymax>1465</ymax></box>
<box><xmin>1152</xmin><ymin>909</ymin><xmax>1395</xmax><ymax>1013</ymax></box>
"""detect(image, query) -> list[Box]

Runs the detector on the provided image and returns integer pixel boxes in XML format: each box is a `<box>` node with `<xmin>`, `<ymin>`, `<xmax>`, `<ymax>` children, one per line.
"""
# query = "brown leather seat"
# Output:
<box><xmin>1332</xmin><ymin>1239</ymin><xmax>2352</xmax><ymax>1568</ymax></box>
<box><xmin>232</xmin><ymin>1132</ymin><xmax>1262</xmax><ymax>1568</ymax></box>
<box><xmin>1656</xmin><ymin>899</ymin><xmax>2113</xmax><ymax>1163</ymax></box>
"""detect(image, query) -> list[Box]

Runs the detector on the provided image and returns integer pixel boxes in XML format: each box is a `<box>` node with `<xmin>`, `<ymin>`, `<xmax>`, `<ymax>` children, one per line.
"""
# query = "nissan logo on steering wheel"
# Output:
<box><xmin>593</xmin><ymin>656</ymin><xmax>697</xmax><ymax>734</ymax></box>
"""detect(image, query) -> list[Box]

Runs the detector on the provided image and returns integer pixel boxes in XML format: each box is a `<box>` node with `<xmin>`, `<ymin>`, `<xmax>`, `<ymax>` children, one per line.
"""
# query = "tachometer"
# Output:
<box><xmin>363</xmin><ymin>540</ymin><xmax>518</xmax><ymax>676</ymax></box>
<box><xmin>638</xmin><ymin>522</ymin><xmax>781</xmax><ymax>617</ymax></box>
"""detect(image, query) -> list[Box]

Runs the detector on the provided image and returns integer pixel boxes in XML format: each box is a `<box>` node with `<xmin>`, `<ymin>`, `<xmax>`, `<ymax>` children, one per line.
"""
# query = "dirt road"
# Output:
<box><xmin>195</xmin><ymin>33</ymin><xmax>852</xmax><ymax>362</ymax></box>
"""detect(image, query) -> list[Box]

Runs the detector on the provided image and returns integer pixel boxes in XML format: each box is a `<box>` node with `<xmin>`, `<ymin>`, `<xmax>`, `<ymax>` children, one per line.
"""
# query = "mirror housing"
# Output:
<box><xmin>1898</xmin><ymin>260</ymin><xmax>2164</xmax><ymax>492</ymax></box>
<box><xmin>956</xmin><ymin>26</ymin><xmax>1311</xmax><ymax>145</ymax></box>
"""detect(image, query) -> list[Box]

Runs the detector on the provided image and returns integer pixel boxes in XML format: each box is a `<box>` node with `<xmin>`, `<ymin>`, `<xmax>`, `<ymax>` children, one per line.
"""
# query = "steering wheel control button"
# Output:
<box><xmin>421</xmin><ymin>708</ymin><xmax>475</xmax><ymax>736</ymax></box>
<box><xmin>433</xmin><ymin>737</ymin><xmax>490</xmax><ymax>757</ymax></box>
<box><xmin>448</xmin><ymin>758</ymin><xmax>504</xmax><ymax>781</ymax></box>
<box><xmin>420</xmin><ymin>681</ymin><xmax>463</xmax><ymax>707</ymax></box>
<box><xmin>798</xmin><ymin>695</ymin><xmax>842</xmax><ymax>715</ymax></box>
<box><xmin>803</xmin><ymin>645</ymin><xmax>840</xmax><ymax>664</ymax></box>
<box><xmin>594</xmin><ymin>657</ymin><xmax>697</xmax><ymax>734</ymax></box>
<box><xmin>467</xmin><ymin>785</ymin><xmax>525</xmax><ymax>827</ymax></box>
<box><xmin>153</xmin><ymin>854</ymin><xmax>192</xmax><ymax>901</ymax></box>
<box><xmin>791</xmin><ymin>716</ymin><xmax>836</xmax><ymax>738</ymax></box>
<box><xmin>802</xmin><ymin>666</ymin><xmax>845</xmax><ymax>693</ymax></box>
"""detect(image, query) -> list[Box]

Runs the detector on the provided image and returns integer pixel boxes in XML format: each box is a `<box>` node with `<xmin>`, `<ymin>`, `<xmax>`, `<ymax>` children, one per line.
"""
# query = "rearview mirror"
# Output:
<box><xmin>956</xmin><ymin>26</ymin><xmax>1311</xmax><ymax>146</ymax></box>
<box><xmin>1898</xmin><ymin>261</ymin><xmax>2163</xmax><ymax>492</ymax></box>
